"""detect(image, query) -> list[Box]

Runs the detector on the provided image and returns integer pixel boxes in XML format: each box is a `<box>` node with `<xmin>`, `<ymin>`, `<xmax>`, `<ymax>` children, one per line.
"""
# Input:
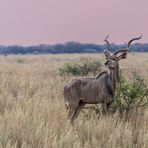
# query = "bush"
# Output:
<box><xmin>59</xmin><ymin>57</ymin><xmax>102</xmax><ymax>76</ymax></box>
<box><xmin>16</xmin><ymin>58</ymin><xmax>26</xmax><ymax>64</ymax></box>
<box><xmin>112</xmin><ymin>74</ymin><xmax>148</xmax><ymax>116</ymax></box>
<box><xmin>59</xmin><ymin>63</ymin><xmax>81</xmax><ymax>76</ymax></box>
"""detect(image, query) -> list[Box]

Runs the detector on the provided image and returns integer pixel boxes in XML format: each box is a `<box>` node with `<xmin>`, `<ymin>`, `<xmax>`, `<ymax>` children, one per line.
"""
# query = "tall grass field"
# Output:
<box><xmin>0</xmin><ymin>53</ymin><xmax>147</xmax><ymax>148</ymax></box>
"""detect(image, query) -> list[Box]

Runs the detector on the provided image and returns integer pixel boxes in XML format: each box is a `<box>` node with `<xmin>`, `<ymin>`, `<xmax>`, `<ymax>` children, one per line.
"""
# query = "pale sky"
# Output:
<box><xmin>0</xmin><ymin>0</ymin><xmax>147</xmax><ymax>45</ymax></box>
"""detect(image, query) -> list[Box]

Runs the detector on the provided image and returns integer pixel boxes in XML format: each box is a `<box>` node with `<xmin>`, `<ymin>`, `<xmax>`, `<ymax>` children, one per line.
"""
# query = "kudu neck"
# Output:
<box><xmin>109</xmin><ymin>62</ymin><xmax>119</xmax><ymax>82</ymax></box>
<box><xmin>115</xmin><ymin>62</ymin><xmax>120</xmax><ymax>82</ymax></box>
<box><xmin>109</xmin><ymin>63</ymin><xmax>119</xmax><ymax>96</ymax></box>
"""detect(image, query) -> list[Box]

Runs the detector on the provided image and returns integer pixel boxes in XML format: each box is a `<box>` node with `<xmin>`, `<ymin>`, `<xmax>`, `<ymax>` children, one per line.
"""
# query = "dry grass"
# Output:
<box><xmin>0</xmin><ymin>53</ymin><xmax>147</xmax><ymax>148</ymax></box>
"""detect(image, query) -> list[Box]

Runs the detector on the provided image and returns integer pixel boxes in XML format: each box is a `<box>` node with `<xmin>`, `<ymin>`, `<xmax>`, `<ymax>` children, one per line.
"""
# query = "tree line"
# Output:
<box><xmin>0</xmin><ymin>42</ymin><xmax>147</xmax><ymax>54</ymax></box>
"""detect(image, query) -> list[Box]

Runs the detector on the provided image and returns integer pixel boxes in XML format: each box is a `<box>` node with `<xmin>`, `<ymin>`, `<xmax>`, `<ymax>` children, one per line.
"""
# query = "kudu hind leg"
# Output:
<box><xmin>71</xmin><ymin>101</ymin><xmax>85</xmax><ymax>121</ymax></box>
<box><xmin>68</xmin><ymin>104</ymin><xmax>78</xmax><ymax>123</ymax></box>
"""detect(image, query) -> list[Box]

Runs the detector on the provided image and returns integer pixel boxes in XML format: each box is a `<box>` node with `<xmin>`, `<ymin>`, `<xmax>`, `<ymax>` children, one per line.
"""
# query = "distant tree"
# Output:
<box><xmin>0</xmin><ymin>42</ymin><xmax>147</xmax><ymax>54</ymax></box>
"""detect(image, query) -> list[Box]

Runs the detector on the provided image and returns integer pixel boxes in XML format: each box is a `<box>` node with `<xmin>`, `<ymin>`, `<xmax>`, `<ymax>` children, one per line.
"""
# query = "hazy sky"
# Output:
<box><xmin>0</xmin><ymin>0</ymin><xmax>147</xmax><ymax>45</ymax></box>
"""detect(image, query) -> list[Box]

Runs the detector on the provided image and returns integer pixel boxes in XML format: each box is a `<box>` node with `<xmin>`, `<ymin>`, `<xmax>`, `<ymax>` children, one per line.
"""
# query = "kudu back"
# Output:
<box><xmin>63</xmin><ymin>35</ymin><xmax>142</xmax><ymax>123</ymax></box>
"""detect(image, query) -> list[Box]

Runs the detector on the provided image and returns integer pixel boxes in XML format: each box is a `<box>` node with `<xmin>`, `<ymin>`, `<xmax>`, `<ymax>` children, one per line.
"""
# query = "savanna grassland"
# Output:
<box><xmin>0</xmin><ymin>53</ymin><xmax>147</xmax><ymax>148</ymax></box>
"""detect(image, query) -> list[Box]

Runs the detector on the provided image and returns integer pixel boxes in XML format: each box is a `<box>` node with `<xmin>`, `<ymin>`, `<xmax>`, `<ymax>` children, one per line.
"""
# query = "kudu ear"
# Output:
<box><xmin>104</xmin><ymin>49</ymin><xmax>111</xmax><ymax>58</ymax></box>
<box><xmin>116</xmin><ymin>51</ymin><xmax>128</xmax><ymax>61</ymax></box>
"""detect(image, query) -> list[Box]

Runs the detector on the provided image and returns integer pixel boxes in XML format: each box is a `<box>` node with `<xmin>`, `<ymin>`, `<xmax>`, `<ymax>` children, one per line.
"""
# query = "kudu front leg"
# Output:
<box><xmin>107</xmin><ymin>102</ymin><xmax>112</xmax><ymax>114</ymax></box>
<box><xmin>102</xmin><ymin>102</ymin><xmax>112</xmax><ymax>116</ymax></box>
<box><xmin>102</xmin><ymin>103</ymin><xmax>107</xmax><ymax>115</ymax></box>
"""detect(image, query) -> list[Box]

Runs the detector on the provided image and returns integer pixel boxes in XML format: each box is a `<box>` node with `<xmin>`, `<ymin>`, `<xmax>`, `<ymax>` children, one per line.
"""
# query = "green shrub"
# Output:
<box><xmin>59</xmin><ymin>63</ymin><xmax>81</xmax><ymax>76</ymax></box>
<box><xmin>59</xmin><ymin>57</ymin><xmax>102</xmax><ymax>76</ymax></box>
<box><xmin>16</xmin><ymin>58</ymin><xmax>26</xmax><ymax>64</ymax></box>
<box><xmin>112</xmin><ymin>74</ymin><xmax>148</xmax><ymax>116</ymax></box>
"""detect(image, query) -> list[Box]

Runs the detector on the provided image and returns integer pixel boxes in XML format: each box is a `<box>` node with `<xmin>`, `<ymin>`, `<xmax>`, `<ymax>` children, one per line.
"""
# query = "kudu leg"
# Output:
<box><xmin>68</xmin><ymin>104</ymin><xmax>79</xmax><ymax>123</ymax></box>
<box><xmin>102</xmin><ymin>103</ymin><xmax>107</xmax><ymax>115</ymax></box>
<box><xmin>107</xmin><ymin>102</ymin><xmax>112</xmax><ymax>114</ymax></box>
<box><xmin>102</xmin><ymin>102</ymin><xmax>112</xmax><ymax>115</ymax></box>
<box><xmin>72</xmin><ymin>101</ymin><xmax>85</xmax><ymax>121</ymax></box>
<box><xmin>68</xmin><ymin>101</ymin><xmax>85</xmax><ymax>124</ymax></box>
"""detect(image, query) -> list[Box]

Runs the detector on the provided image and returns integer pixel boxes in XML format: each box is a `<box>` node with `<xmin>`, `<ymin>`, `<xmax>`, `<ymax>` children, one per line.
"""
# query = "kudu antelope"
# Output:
<box><xmin>64</xmin><ymin>35</ymin><xmax>142</xmax><ymax>123</ymax></box>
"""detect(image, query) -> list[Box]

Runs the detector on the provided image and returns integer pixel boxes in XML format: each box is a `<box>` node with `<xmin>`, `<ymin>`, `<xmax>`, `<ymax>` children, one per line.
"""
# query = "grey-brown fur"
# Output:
<box><xmin>63</xmin><ymin>35</ymin><xmax>142</xmax><ymax>123</ymax></box>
